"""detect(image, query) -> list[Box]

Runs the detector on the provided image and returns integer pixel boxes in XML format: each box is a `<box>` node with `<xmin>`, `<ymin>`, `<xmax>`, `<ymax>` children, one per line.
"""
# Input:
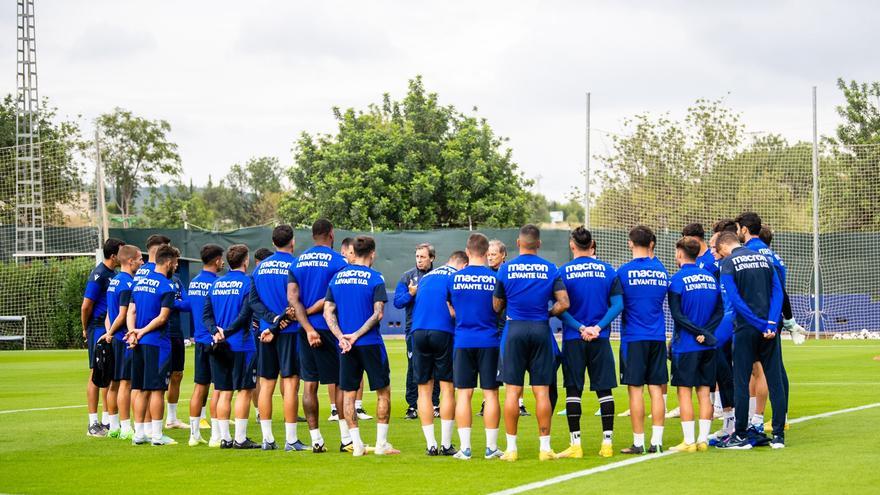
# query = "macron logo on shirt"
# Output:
<box><xmin>452</xmin><ymin>273</ymin><xmax>495</xmax><ymax>290</ymax></box>
<box><xmin>627</xmin><ymin>269</ymin><xmax>668</xmax><ymax>286</ymax></box>
<box><xmin>508</xmin><ymin>263</ymin><xmax>549</xmax><ymax>279</ymax></box>
<box><xmin>336</xmin><ymin>269</ymin><xmax>377</xmax><ymax>285</ymax></box>
<box><xmin>257</xmin><ymin>259</ymin><xmax>292</xmax><ymax>276</ymax></box>
<box><xmin>732</xmin><ymin>254</ymin><xmax>770</xmax><ymax>272</ymax></box>
<box><xmin>681</xmin><ymin>273</ymin><xmax>717</xmax><ymax>290</ymax></box>
<box><xmin>565</xmin><ymin>261</ymin><xmax>608</xmax><ymax>279</ymax></box>
<box><xmin>297</xmin><ymin>251</ymin><xmax>333</xmax><ymax>268</ymax></box>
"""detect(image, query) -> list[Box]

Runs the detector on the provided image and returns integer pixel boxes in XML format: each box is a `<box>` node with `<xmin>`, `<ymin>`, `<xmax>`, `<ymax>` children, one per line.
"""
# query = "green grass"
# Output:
<box><xmin>1</xmin><ymin>340</ymin><xmax>879</xmax><ymax>494</ymax></box>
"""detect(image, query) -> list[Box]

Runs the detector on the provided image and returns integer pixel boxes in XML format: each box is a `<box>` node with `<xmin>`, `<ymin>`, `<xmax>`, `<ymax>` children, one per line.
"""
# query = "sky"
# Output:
<box><xmin>1</xmin><ymin>0</ymin><xmax>876</xmax><ymax>201</ymax></box>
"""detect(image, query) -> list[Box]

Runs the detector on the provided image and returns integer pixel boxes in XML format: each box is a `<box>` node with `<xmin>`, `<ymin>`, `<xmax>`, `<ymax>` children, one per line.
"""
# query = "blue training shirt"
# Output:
<box><xmin>253</xmin><ymin>251</ymin><xmax>297</xmax><ymax>334</ymax></box>
<box><xmin>412</xmin><ymin>265</ymin><xmax>458</xmax><ymax>333</ymax></box>
<box><xmin>558</xmin><ymin>256</ymin><xmax>622</xmax><ymax>340</ymax></box>
<box><xmin>715</xmin><ymin>280</ymin><xmax>735</xmax><ymax>348</ymax></box>
<box><xmin>493</xmin><ymin>253</ymin><xmax>563</xmax><ymax>322</ymax></box>
<box><xmin>325</xmin><ymin>265</ymin><xmax>388</xmax><ymax>346</ymax></box>
<box><xmin>289</xmin><ymin>245</ymin><xmax>348</xmax><ymax>331</ymax></box>
<box><xmin>696</xmin><ymin>249</ymin><xmax>719</xmax><ymax>278</ymax></box>
<box><xmin>134</xmin><ymin>261</ymin><xmax>154</xmax><ymax>285</ymax></box>
<box><xmin>719</xmin><ymin>246</ymin><xmax>783</xmax><ymax>334</ymax></box>
<box><xmin>131</xmin><ymin>269</ymin><xmax>176</xmax><ymax>347</ymax></box>
<box><xmin>106</xmin><ymin>271</ymin><xmax>134</xmax><ymax>342</ymax></box>
<box><xmin>84</xmin><ymin>262</ymin><xmax>116</xmax><ymax>327</ymax></box>
<box><xmin>617</xmin><ymin>256</ymin><xmax>669</xmax><ymax>343</ymax></box>
<box><xmin>669</xmin><ymin>263</ymin><xmax>721</xmax><ymax>354</ymax></box>
<box><xmin>187</xmin><ymin>270</ymin><xmax>218</xmax><ymax>346</ymax></box>
<box><xmin>208</xmin><ymin>270</ymin><xmax>254</xmax><ymax>352</ymax></box>
<box><xmin>447</xmin><ymin>265</ymin><xmax>500</xmax><ymax>349</ymax></box>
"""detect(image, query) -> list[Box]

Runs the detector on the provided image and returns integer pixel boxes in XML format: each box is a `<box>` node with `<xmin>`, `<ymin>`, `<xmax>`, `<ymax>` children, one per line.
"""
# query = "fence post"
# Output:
<box><xmin>95</xmin><ymin>127</ymin><xmax>109</xmax><ymax>244</ymax></box>
<box><xmin>584</xmin><ymin>91</ymin><xmax>591</xmax><ymax>229</ymax></box>
<box><xmin>811</xmin><ymin>86</ymin><xmax>821</xmax><ymax>339</ymax></box>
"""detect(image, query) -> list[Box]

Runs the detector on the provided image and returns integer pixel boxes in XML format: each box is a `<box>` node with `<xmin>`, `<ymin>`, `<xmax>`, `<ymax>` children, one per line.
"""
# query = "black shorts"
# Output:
<box><xmin>211</xmin><ymin>350</ymin><xmax>258</xmax><ymax>391</ymax></box>
<box><xmin>671</xmin><ymin>350</ymin><xmax>716</xmax><ymax>387</ymax></box>
<box><xmin>193</xmin><ymin>342</ymin><xmax>212</xmax><ymax>385</ymax></box>
<box><xmin>501</xmin><ymin>321</ymin><xmax>556</xmax><ymax>386</ymax></box>
<box><xmin>453</xmin><ymin>347</ymin><xmax>500</xmax><ymax>389</ymax></box>
<box><xmin>298</xmin><ymin>329</ymin><xmax>340</xmax><ymax>384</ymax></box>
<box><xmin>340</xmin><ymin>344</ymin><xmax>390</xmax><ymax>392</ymax></box>
<box><xmin>259</xmin><ymin>332</ymin><xmax>299</xmax><ymax>379</ymax></box>
<box><xmin>86</xmin><ymin>323</ymin><xmax>104</xmax><ymax>369</ymax></box>
<box><xmin>112</xmin><ymin>338</ymin><xmax>132</xmax><ymax>381</ymax></box>
<box><xmin>170</xmin><ymin>337</ymin><xmax>186</xmax><ymax>372</ymax></box>
<box><xmin>561</xmin><ymin>337</ymin><xmax>618</xmax><ymax>392</ymax></box>
<box><xmin>619</xmin><ymin>340</ymin><xmax>668</xmax><ymax>386</ymax></box>
<box><xmin>131</xmin><ymin>344</ymin><xmax>171</xmax><ymax>391</ymax></box>
<box><xmin>412</xmin><ymin>330</ymin><xmax>454</xmax><ymax>384</ymax></box>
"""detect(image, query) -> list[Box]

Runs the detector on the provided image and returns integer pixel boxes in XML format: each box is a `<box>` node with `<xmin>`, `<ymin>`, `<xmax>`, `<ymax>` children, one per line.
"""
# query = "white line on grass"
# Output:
<box><xmin>0</xmin><ymin>404</ymin><xmax>84</xmax><ymax>415</ymax></box>
<box><xmin>486</xmin><ymin>402</ymin><xmax>880</xmax><ymax>495</ymax></box>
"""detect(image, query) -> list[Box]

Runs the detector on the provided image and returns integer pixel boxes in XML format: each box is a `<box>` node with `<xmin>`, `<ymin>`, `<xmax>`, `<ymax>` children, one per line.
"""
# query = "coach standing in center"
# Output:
<box><xmin>393</xmin><ymin>243</ymin><xmax>440</xmax><ymax>420</ymax></box>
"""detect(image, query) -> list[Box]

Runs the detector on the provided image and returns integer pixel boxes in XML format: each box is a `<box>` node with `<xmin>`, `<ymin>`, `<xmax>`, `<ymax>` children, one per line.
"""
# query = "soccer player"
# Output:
<box><xmin>165</xmin><ymin>267</ymin><xmax>191</xmax><ymax>430</ymax></box>
<box><xmin>288</xmin><ymin>219</ymin><xmax>349</xmax><ymax>453</ymax></box>
<box><xmin>555</xmin><ymin>227</ymin><xmax>623</xmax><ymax>459</ymax></box>
<box><xmin>336</xmin><ymin>237</ymin><xmax>371</xmax><ymax>421</ymax></box>
<box><xmin>707</xmin><ymin>230</ymin><xmax>737</xmax><ymax>442</ymax></box>
<box><xmin>493</xmin><ymin>224</ymin><xmax>570</xmax><ymax>461</ymax></box>
<box><xmin>617</xmin><ymin>225</ymin><xmax>670</xmax><ymax>454</ymax></box>
<box><xmin>82</xmin><ymin>237</ymin><xmax>125</xmax><ymax>436</ymax></box>
<box><xmin>447</xmin><ymin>233</ymin><xmax>503</xmax><ymax>460</ymax></box>
<box><xmin>324</xmin><ymin>235</ymin><xmax>399</xmax><ymax>456</ymax></box>
<box><xmin>412</xmin><ymin>250</ymin><xmax>469</xmax><ymax>456</ymax></box>
<box><xmin>186</xmin><ymin>244</ymin><xmax>224</xmax><ymax>446</ymax></box>
<box><xmin>393</xmin><ymin>243</ymin><xmax>440</xmax><ymax>420</ymax></box>
<box><xmin>667</xmin><ymin>237</ymin><xmax>724</xmax><ymax>453</ymax></box>
<box><xmin>714</xmin><ymin>231</ymin><xmax>786</xmax><ymax>449</ymax></box>
<box><xmin>127</xmin><ymin>244</ymin><xmax>180</xmax><ymax>446</ymax></box>
<box><xmin>102</xmin><ymin>244</ymin><xmax>142</xmax><ymax>440</ymax></box>
<box><xmin>251</xmin><ymin>247</ymin><xmax>274</xmax><ymax>416</ymax></box>
<box><xmin>253</xmin><ymin>225</ymin><xmax>305</xmax><ymax>451</ymax></box>
<box><xmin>204</xmin><ymin>244</ymin><xmax>261</xmax><ymax>449</ymax></box>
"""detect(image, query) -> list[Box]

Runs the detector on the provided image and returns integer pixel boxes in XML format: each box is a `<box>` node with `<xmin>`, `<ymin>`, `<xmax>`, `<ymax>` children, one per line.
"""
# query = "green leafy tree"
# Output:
<box><xmin>0</xmin><ymin>95</ymin><xmax>83</xmax><ymax>225</ymax></box>
<box><xmin>141</xmin><ymin>181</ymin><xmax>217</xmax><ymax>229</ymax></box>
<box><xmin>279</xmin><ymin>76</ymin><xmax>533</xmax><ymax>230</ymax></box>
<box><xmin>96</xmin><ymin>108</ymin><xmax>181</xmax><ymax>226</ymax></box>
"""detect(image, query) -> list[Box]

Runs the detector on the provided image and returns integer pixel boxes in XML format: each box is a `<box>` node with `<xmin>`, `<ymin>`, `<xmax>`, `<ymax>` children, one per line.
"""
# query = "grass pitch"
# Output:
<box><xmin>1</xmin><ymin>340</ymin><xmax>879</xmax><ymax>494</ymax></box>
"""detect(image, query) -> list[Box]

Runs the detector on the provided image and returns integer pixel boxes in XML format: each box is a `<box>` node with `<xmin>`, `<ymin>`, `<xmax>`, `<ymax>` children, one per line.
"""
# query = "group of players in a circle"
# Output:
<box><xmin>81</xmin><ymin>212</ymin><xmax>802</xmax><ymax>460</ymax></box>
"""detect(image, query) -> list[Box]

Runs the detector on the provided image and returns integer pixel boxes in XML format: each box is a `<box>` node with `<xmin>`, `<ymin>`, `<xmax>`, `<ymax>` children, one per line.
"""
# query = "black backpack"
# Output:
<box><xmin>92</xmin><ymin>340</ymin><xmax>115</xmax><ymax>388</ymax></box>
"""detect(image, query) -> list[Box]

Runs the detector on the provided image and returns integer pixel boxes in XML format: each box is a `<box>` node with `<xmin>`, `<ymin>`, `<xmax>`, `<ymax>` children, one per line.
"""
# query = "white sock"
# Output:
<box><xmin>210</xmin><ymin>418</ymin><xmax>220</xmax><ymax>441</ymax></box>
<box><xmin>441</xmin><ymin>419</ymin><xmax>454</xmax><ymax>448</ymax></box>
<box><xmin>121</xmin><ymin>419</ymin><xmax>132</xmax><ymax>434</ymax></box>
<box><xmin>698</xmin><ymin>419</ymin><xmax>712</xmax><ymax>443</ymax></box>
<box><xmin>570</xmin><ymin>431</ymin><xmax>581</xmax><ymax>446</ymax></box>
<box><xmin>651</xmin><ymin>425</ymin><xmax>664</xmax><ymax>446</ymax></box>
<box><xmin>748</xmin><ymin>396</ymin><xmax>757</xmax><ymax>417</ymax></box>
<box><xmin>662</xmin><ymin>394</ymin><xmax>668</xmax><ymax>411</ymax></box>
<box><xmin>539</xmin><ymin>435</ymin><xmax>551</xmax><ymax>452</ymax></box>
<box><xmin>713</xmin><ymin>393</ymin><xmax>722</xmax><ymax>410</ymax></box>
<box><xmin>458</xmin><ymin>427</ymin><xmax>472</xmax><ymax>451</ymax></box>
<box><xmin>422</xmin><ymin>424</ymin><xmax>437</xmax><ymax>448</ymax></box>
<box><xmin>723</xmin><ymin>410</ymin><xmax>735</xmax><ymax>433</ymax></box>
<box><xmin>506</xmin><ymin>433</ymin><xmax>517</xmax><ymax>451</ymax></box>
<box><xmin>285</xmin><ymin>422</ymin><xmax>298</xmax><ymax>444</ymax></box>
<box><xmin>144</xmin><ymin>421</ymin><xmax>153</xmax><ymax>437</ymax></box>
<box><xmin>190</xmin><ymin>417</ymin><xmax>200</xmax><ymax>438</ymax></box>
<box><xmin>681</xmin><ymin>420</ymin><xmax>695</xmax><ymax>444</ymax></box>
<box><xmin>339</xmin><ymin>420</ymin><xmax>352</xmax><ymax>444</ymax></box>
<box><xmin>200</xmin><ymin>406</ymin><xmax>207</xmax><ymax>420</ymax></box>
<box><xmin>167</xmin><ymin>403</ymin><xmax>178</xmax><ymax>423</ymax></box>
<box><xmin>751</xmin><ymin>413</ymin><xmax>764</xmax><ymax>427</ymax></box>
<box><xmin>486</xmin><ymin>428</ymin><xmax>499</xmax><ymax>450</ymax></box>
<box><xmin>355</xmin><ymin>400</ymin><xmax>363</xmax><ymax>410</ymax></box>
<box><xmin>109</xmin><ymin>414</ymin><xmax>120</xmax><ymax>431</ymax></box>
<box><xmin>219</xmin><ymin>419</ymin><xmax>231</xmax><ymax>442</ymax></box>
<box><xmin>151</xmin><ymin>419</ymin><xmax>163</xmax><ymax>442</ymax></box>
<box><xmin>134</xmin><ymin>422</ymin><xmax>144</xmax><ymax>437</ymax></box>
<box><xmin>102</xmin><ymin>411</ymin><xmax>110</xmax><ymax>425</ymax></box>
<box><xmin>254</xmin><ymin>407</ymin><xmax>259</xmax><ymax>418</ymax></box>
<box><xmin>234</xmin><ymin>418</ymin><xmax>248</xmax><ymax>443</ymax></box>
<box><xmin>377</xmin><ymin>423</ymin><xmax>389</xmax><ymax>446</ymax></box>
<box><xmin>602</xmin><ymin>430</ymin><xmax>613</xmax><ymax>445</ymax></box>
<box><xmin>518</xmin><ymin>398</ymin><xmax>524</xmax><ymax>408</ymax></box>
<box><xmin>309</xmin><ymin>428</ymin><xmax>323</xmax><ymax>446</ymax></box>
<box><xmin>633</xmin><ymin>432</ymin><xmax>645</xmax><ymax>447</ymax></box>
<box><xmin>88</xmin><ymin>413</ymin><xmax>98</xmax><ymax>426</ymax></box>
<box><xmin>350</xmin><ymin>427</ymin><xmax>363</xmax><ymax>449</ymax></box>
<box><xmin>260</xmin><ymin>419</ymin><xmax>274</xmax><ymax>443</ymax></box>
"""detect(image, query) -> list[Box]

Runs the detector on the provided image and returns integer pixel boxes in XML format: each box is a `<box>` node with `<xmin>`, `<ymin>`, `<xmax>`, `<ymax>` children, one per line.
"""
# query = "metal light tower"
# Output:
<box><xmin>15</xmin><ymin>0</ymin><xmax>44</xmax><ymax>254</ymax></box>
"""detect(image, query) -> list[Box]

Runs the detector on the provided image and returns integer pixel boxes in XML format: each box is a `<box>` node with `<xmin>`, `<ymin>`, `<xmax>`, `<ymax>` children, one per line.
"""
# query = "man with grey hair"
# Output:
<box><xmin>393</xmin><ymin>242</ymin><xmax>440</xmax><ymax>419</ymax></box>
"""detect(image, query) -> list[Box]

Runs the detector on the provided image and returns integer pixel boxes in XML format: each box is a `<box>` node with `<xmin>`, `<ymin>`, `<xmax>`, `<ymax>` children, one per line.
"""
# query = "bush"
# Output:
<box><xmin>0</xmin><ymin>258</ymin><xmax>93</xmax><ymax>349</ymax></box>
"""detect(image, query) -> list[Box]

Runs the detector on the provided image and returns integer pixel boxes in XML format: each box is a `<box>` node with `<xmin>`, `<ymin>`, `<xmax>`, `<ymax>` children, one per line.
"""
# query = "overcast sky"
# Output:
<box><xmin>2</xmin><ymin>0</ymin><xmax>876</xmax><ymax>201</ymax></box>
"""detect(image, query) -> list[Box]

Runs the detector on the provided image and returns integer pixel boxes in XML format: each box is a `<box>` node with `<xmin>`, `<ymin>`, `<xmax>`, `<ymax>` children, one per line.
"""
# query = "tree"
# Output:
<box><xmin>220</xmin><ymin>156</ymin><xmax>284</xmax><ymax>226</ymax></box>
<box><xmin>97</xmin><ymin>108</ymin><xmax>181</xmax><ymax>226</ymax></box>
<box><xmin>279</xmin><ymin>76</ymin><xmax>533</xmax><ymax>230</ymax></box>
<box><xmin>0</xmin><ymin>95</ymin><xmax>83</xmax><ymax>225</ymax></box>
<box><xmin>141</xmin><ymin>181</ymin><xmax>217</xmax><ymax>229</ymax></box>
